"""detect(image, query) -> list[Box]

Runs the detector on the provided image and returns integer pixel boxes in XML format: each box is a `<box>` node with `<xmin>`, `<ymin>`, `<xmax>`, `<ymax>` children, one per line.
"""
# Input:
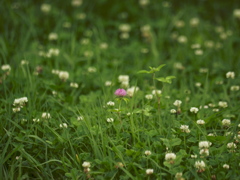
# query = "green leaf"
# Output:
<box><xmin>156</xmin><ymin>64</ymin><xmax>166</xmax><ymax>71</ymax></box>
<box><xmin>137</xmin><ymin>70</ymin><xmax>151</xmax><ymax>74</ymax></box>
<box><xmin>155</xmin><ymin>76</ymin><xmax>175</xmax><ymax>84</ymax></box>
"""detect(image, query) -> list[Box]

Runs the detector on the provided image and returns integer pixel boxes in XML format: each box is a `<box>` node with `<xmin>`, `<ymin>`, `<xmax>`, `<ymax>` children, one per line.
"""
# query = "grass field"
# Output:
<box><xmin>1</xmin><ymin>0</ymin><xmax>240</xmax><ymax>179</ymax></box>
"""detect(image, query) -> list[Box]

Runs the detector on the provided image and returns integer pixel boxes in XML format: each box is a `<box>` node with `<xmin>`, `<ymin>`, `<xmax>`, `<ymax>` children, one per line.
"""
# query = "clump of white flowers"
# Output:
<box><xmin>107</xmin><ymin>118</ymin><xmax>114</xmax><ymax>122</ymax></box>
<box><xmin>70</xmin><ymin>82</ymin><xmax>78</xmax><ymax>88</ymax></box>
<box><xmin>199</xmin><ymin>141</ymin><xmax>211</xmax><ymax>156</ymax></box>
<box><xmin>190</xmin><ymin>107</ymin><xmax>199</xmax><ymax>113</ymax></box>
<box><xmin>88</xmin><ymin>67</ymin><xmax>97</xmax><ymax>73</ymax></box>
<box><xmin>127</xmin><ymin>86</ymin><xmax>139</xmax><ymax>97</ymax></box>
<box><xmin>180</xmin><ymin>125</ymin><xmax>190</xmax><ymax>133</ymax></box>
<box><xmin>118</xmin><ymin>75</ymin><xmax>129</xmax><ymax>88</ymax></box>
<box><xmin>222</xmin><ymin>119</ymin><xmax>231</xmax><ymax>127</ymax></box>
<box><xmin>173</xmin><ymin>100</ymin><xmax>182</xmax><ymax>114</ymax></box>
<box><xmin>226</xmin><ymin>71</ymin><xmax>235</xmax><ymax>79</ymax></box>
<box><xmin>195</xmin><ymin>160</ymin><xmax>206</xmax><ymax>172</ymax></box>
<box><xmin>42</xmin><ymin>112</ymin><xmax>51</xmax><ymax>119</ymax></box>
<box><xmin>144</xmin><ymin>150</ymin><xmax>152</xmax><ymax>156</ymax></box>
<box><xmin>170</xmin><ymin>109</ymin><xmax>177</xmax><ymax>114</ymax></box>
<box><xmin>233</xmin><ymin>9</ymin><xmax>240</xmax><ymax>19</ymax></box>
<box><xmin>165</xmin><ymin>152</ymin><xmax>176</xmax><ymax>164</ymax></box>
<box><xmin>152</xmin><ymin>90</ymin><xmax>162</xmax><ymax>96</ymax></box>
<box><xmin>146</xmin><ymin>168</ymin><xmax>154</xmax><ymax>175</ymax></box>
<box><xmin>119</xmin><ymin>24</ymin><xmax>131</xmax><ymax>39</ymax></box>
<box><xmin>59</xmin><ymin>123</ymin><xmax>68</xmax><ymax>128</ymax></box>
<box><xmin>13</xmin><ymin>97</ymin><xmax>28</xmax><ymax>112</ymax></box>
<box><xmin>41</xmin><ymin>3</ymin><xmax>51</xmax><ymax>13</ymax></box>
<box><xmin>48</xmin><ymin>32</ymin><xmax>58</xmax><ymax>41</ymax></box>
<box><xmin>1</xmin><ymin>64</ymin><xmax>11</xmax><ymax>71</ymax></box>
<box><xmin>230</xmin><ymin>85</ymin><xmax>240</xmax><ymax>91</ymax></box>
<box><xmin>175</xmin><ymin>172</ymin><xmax>183</xmax><ymax>180</ymax></box>
<box><xmin>105</xmin><ymin>81</ymin><xmax>112</xmax><ymax>86</ymax></box>
<box><xmin>107</xmin><ymin>101</ymin><xmax>115</xmax><ymax>106</ymax></box>
<box><xmin>227</xmin><ymin>142</ymin><xmax>237</xmax><ymax>152</ymax></box>
<box><xmin>139</xmin><ymin>0</ymin><xmax>150</xmax><ymax>7</ymax></box>
<box><xmin>223</xmin><ymin>164</ymin><xmax>230</xmax><ymax>169</ymax></box>
<box><xmin>218</xmin><ymin>101</ymin><xmax>228</xmax><ymax>108</ymax></box>
<box><xmin>71</xmin><ymin>0</ymin><xmax>83</xmax><ymax>7</ymax></box>
<box><xmin>58</xmin><ymin>71</ymin><xmax>69</xmax><ymax>81</ymax></box>
<box><xmin>196</xmin><ymin>119</ymin><xmax>205</xmax><ymax>125</ymax></box>
<box><xmin>82</xmin><ymin>161</ymin><xmax>91</xmax><ymax>174</ymax></box>
<box><xmin>145</xmin><ymin>94</ymin><xmax>153</xmax><ymax>100</ymax></box>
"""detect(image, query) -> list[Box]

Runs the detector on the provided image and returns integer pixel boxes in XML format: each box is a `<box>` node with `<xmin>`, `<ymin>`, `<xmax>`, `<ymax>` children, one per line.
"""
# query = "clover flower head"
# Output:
<box><xmin>180</xmin><ymin>125</ymin><xmax>190</xmax><ymax>133</ymax></box>
<box><xmin>233</xmin><ymin>9</ymin><xmax>240</xmax><ymax>19</ymax></box>
<box><xmin>165</xmin><ymin>153</ymin><xmax>176</xmax><ymax>161</ymax></box>
<box><xmin>195</xmin><ymin>160</ymin><xmax>205</xmax><ymax>171</ymax></box>
<box><xmin>82</xmin><ymin>161</ymin><xmax>91</xmax><ymax>168</ymax></box>
<box><xmin>107</xmin><ymin>101</ymin><xmax>115</xmax><ymax>106</ymax></box>
<box><xmin>230</xmin><ymin>85</ymin><xmax>240</xmax><ymax>91</ymax></box>
<box><xmin>170</xmin><ymin>109</ymin><xmax>177</xmax><ymax>114</ymax></box>
<box><xmin>226</xmin><ymin>71</ymin><xmax>235</xmax><ymax>79</ymax></box>
<box><xmin>199</xmin><ymin>141</ymin><xmax>212</xmax><ymax>149</ymax></box>
<box><xmin>1</xmin><ymin>64</ymin><xmax>11</xmax><ymax>71</ymax></box>
<box><xmin>223</xmin><ymin>164</ymin><xmax>230</xmax><ymax>169</ymax></box>
<box><xmin>115</xmin><ymin>89</ymin><xmax>127</xmax><ymax>97</ymax></box>
<box><xmin>190</xmin><ymin>107</ymin><xmax>199</xmax><ymax>113</ymax></box>
<box><xmin>222</xmin><ymin>119</ymin><xmax>231</xmax><ymax>127</ymax></box>
<box><xmin>60</xmin><ymin>123</ymin><xmax>68</xmax><ymax>128</ymax></box>
<box><xmin>218</xmin><ymin>101</ymin><xmax>228</xmax><ymax>108</ymax></box>
<box><xmin>144</xmin><ymin>150</ymin><xmax>152</xmax><ymax>156</ymax></box>
<box><xmin>41</xmin><ymin>3</ymin><xmax>51</xmax><ymax>13</ymax></box>
<box><xmin>196</xmin><ymin>119</ymin><xmax>205</xmax><ymax>125</ymax></box>
<box><xmin>146</xmin><ymin>168</ymin><xmax>153</xmax><ymax>175</ymax></box>
<box><xmin>42</xmin><ymin>112</ymin><xmax>51</xmax><ymax>119</ymax></box>
<box><xmin>145</xmin><ymin>94</ymin><xmax>153</xmax><ymax>100</ymax></box>
<box><xmin>173</xmin><ymin>100</ymin><xmax>182</xmax><ymax>107</ymax></box>
<box><xmin>107</xmin><ymin>118</ymin><xmax>114</xmax><ymax>122</ymax></box>
<box><xmin>105</xmin><ymin>81</ymin><xmax>112</xmax><ymax>86</ymax></box>
<box><xmin>70</xmin><ymin>82</ymin><xmax>79</xmax><ymax>88</ymax></box>
<box><xmin>59</xmin><ymin>71</ymin><xmax>69</xmax><ymax>81</ymax></box>
<box><xmin>127</xmin><ymin>86</ymin><xmax>139</xmax><ymax>97</ymax></box>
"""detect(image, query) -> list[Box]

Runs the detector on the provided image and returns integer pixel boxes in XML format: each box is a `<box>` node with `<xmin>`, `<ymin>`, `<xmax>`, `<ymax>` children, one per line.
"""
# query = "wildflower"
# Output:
<box><xmin>12</xmin><ymin>107</ymin><xmax>21</xmax><ymax>113</ymax></box>
<box><xmin>1</xmin><ymin>64</ymin><xmax>11</xmax><ymax>71</ymax></box>
<box><xmin>190</xmin><ymin>17</ymin><xmax>200</xmax><ymax>27</ymax></box>
<box><xmin>107</xmin><ymin>101</ymin><xmax>115</xmax><ymax>106</ymax></box>
<box><xmin>77</xmin><ymin>116</ymin><xmax>84</xmax><ymax>121</ymax></box>
<box><xmin>190</xmin><ymin>107</ymin><xmax>199</xmax><ymax>113</ymax></box>
<box><xmin>200</xmin><ymin>148</ymin><xmax>209</xmax><ymax>157</ymax></box>
<box><xmin>119</xmin><ymin>24</ymin><xmax>131</xmax><ymax>33</ymax></box>
<box><xmin>114</xmin><ymin>89</ymin><xmax>127</xmax><ymax>97</ymax></box>
<box><xmin>195</xmin><ymin>82</ymin><xmax>201</xmax><ymax>87</ymax></box>
<box><xmin>13</xmin><ymin>97</ymin><xmax>28</xmax><ymax>107</ymax></box>
<box><xmin>42</xmin><ymin>112</ymin><xmax>51</xmax><ymax>119</ymax></box>
<box><xmin>70</xmin><ymin>82</ymin><xmax>79</xmax><ymax>88</ymax></box>
<box><xmin>107</xmin><ymin>118</ymin><xmax>114</xmax><ymax>122</ymax></box>
<box><xmin>191</xmin><ymin>154</ymin><xmax>197</xmax><ymax>158</ymax></box>
<box><xmin>196</xmin><ymin>119</ymin><xmax>205</xmax><ymax>125</ymax></box>
<box><xmin>170</xmin><ymin>109</ymin><xmax>177</xmax><ymax>114</ymax></box>
<box><xmin>165</xmin><ymin>153</ymin><xmax>176</xmax><ymax>164</ymax></box>
<box><xmin>48</xmin><ymin>32</ymin><xmax>58</xmax><ymax>41</ymax></box>
<box><xmin>173</xmin><ymin>100</ymin><xmax>182</xmax><ymax>107</ymax></box>
<box><xmin>60</xmin><ymin>123</ymin><xmax>68</xmax><ymax>128</ymax></box>
<box><xmin>152</xmin><ymin>90</ymin><xmax>162</xmax><ymax>96</ymax></box>
<box><xmin>223</xmin><ymin>164</ymin><xmax>230</xmax><ymax>169</ymax></box>
<box><xmin>47</xmin><ymin>48</ymin><xmax>60</xmax><ymax>57</ymax></box>
<box><xmin>33</xmin><ymin>118</ymin><xmax>40</xmax><ymax>122</ymax></box>
<box><xmin>180</xmin><ymin>125</ymin><xmax>190</xmax><ymax>133</ymax></box>
<box><xmin>199</xmin><ymin>68</ymin><xmax>208</xmax><ymax>73</ymax></box>
<box><xmin>139</xmin><ymin>0</ymin><xmax>150</xmax><ymax>6</ymax></box>
<box><xmin>199</xmin><ymin>141</ymin><xmax>212</xmax><ymax>149</ymax></box>
<box><xmin>71</xmin><ymin>0</ymin><xmax>83</xmax><ymax>7</ymax></box>
<box><xmin>76</xmin><ymin>13</ymin><xmax>86</xmax><ymax>20</ymax></box>
<box><xmin>127</xmin><ymin>86</ymin><xmax>139</xmax><ymax>97</ymax></box>
<box><xmin>212</xmin><ymin>108</ymin><xmax>219</xmax><ymax>112</ymax></box>
<box><xmin>82</xmin><ymin>161</ymin><xmax>91</xmax><ymax>168</ymax></box>
<box><xmin>230</xmin><ymin>85</ymin><xmax>240</xmax><ymax>91</ymax></box>
<box><xmin>59</xmin><ymin>71</ymin><xmax>69</xmax><ymax>81</ymax></box>
<box><xmin>195</xmin><ymin>49</ymin><xmax>203</xmax><ymax>55</ymax></box>
<box><xmin>233</xmin><ymin>9</ymin><xmax>240</xmax><ymax>19</ymax></box>
<box><xmin>145</xmin><ymin>150</ymin><xmax>152</xmax><ymax>156</ymax></box>
<box><xmin>174</xmin><ymin>62</ymin><xmax>184</xmax><ymax>70</ymax></box>
<box><xmin>115</xmin><ymin>162</ymin><xmax>124</xmax><ymax>168</ymax></box>
<box><xmin>195</xmin><ymin>160</ymin><xmax>206</xmax><ymax>172</ymax></box>
<box><xmin>21</xmin><ymin>60</ymin><xmax>29</xmax><ymax>65</ymax></box>
<box><xmin>226</xmin><ymin>71</ymin><xmax>235</xmax><ymax>79</ymax></box>
<box><xmin>146</xmin><ymin>169</ymin><xmax>154</xmax><ymax>175</ymax></box>
<box><xmin>177</xmin><ymin>35</ymin><xmax>187</xmax><ymax>43</ymax></box>
<box><xmin>105</xmin><ymin>81</ymin><xmax>112</xmax><ymax>86</ymax></box>
<box><xmin>174</xmin><ymin>20</ymin><xmax>185</xmax><ymax>28</ymax></box>
<box><xmin>41</xmin><ymin>3</ymin><xmax>51</xmax><ymax>13</ymax></box>
<box><xmin>145</xmin><ymin>94</ymin><xmax>153</xmax><ymax>100</ymax></box>
<box><xmin>218</xmin><ymin>101</ymin><xmax>228</xmax><ymax>108</ymax></box>
<box><xmin>227</xmin><ymin>142</ymin><xmax>237</xmax><ymax>149</ymax></box>
<box><xmin>175</xmin><ymin>172</ymin><xmax>183</xmax><ymax>180</ymax></box>
<box><xmin>222</xmin><ymin>119</ymin><xmax>231</xmax><ymax>127</ymax></box>
<box><xmin>118</xmin><ymin>75</ymin><xmax>129</xmax><ymax>83</ymax></box>
<box><xmin>191</xmin><ymin>43</ymin><xmax>201</xmax><ymax>49</ymax></box>
<box><xmin>84</xmin><ymin>51</ymin><xmax>93</xmax><ymax>57</ymax></box>
<box><xmin>99</xmin><ymin>42</ymin><xmax>108</xmax><ymax>49</ymax></box>
<box><xmin>88</xmin><ymin>67</ymin><xmax>96</xmax><ymax>73</ymax></box>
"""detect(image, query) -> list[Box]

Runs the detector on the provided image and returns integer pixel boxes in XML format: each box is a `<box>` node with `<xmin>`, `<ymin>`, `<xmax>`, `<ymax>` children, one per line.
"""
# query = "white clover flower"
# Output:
<box><xmin>196</xmin><ymin>119</ymin><xmax>205</xmax><ymax>125</ymax></box>
<box><xmin>199</xmin><ymin>68</ymin><xmax>208</xmax><ymax>73</ymax></box>
<box><xmin>120</xmin><ymin>32</ymin><xmax>129</xmax><ymax>39</ymax></box>
<box><xmin>88</xmin><ymin>67</ymin><xmax>96</xmax><ymax>73</ymax></box>
<box><xmin>60</xmin><ymin>123</ymin><xmax>68</xmax><ymax>128</ymax></box>
<box><xmin>170</xmin><ymin>109</ymin><xmax>177</xmax><ymax>114</ymax></box>
<box><xmin>58</xmin><ymin>71</ymin><xmax>69</xmax><ymax>81</ymax></box>
<box><xmin>82</xmin><ymin>161</ymin><xmax>91</xmax><ymax>168</ymax></box>
<box><xmin>119</xmin><ymin>24</ymin><xmax>131</xmax><ymax>32</ymax></box>
<box><xmin>76</xmin><ymin>13</ymin><xmax>86</xmax><ymax>20</ymax></box>
<box><xmin>174</xmin><ymin>20</ymin><xmax>185</xmax><ymax>28</ymax></box>
<box><xmin>195</xmin><ymin>82</ymin><xmax>201</xmax><ymax>87</ymax></box>
<box><xmin>145</xmin><ymin>94</ymin><xmax>153</xmax><ymax>100</ymax></box>
<box><xmin>42</xmin><ymin>112</ymin><xmax>51</xmax><ymax>119</ymax></box>
<box><xmin>180</xmin><ymin>125</ymin><xmax>190</xmax><ymax>133</ymax></box>
<box><xmin>227</xmin><ymin>142</ymin><xmax>237</xmax><ymax>149</ymax></box>
<box><xmin>190</xmin><ymin>17</ymin><xmax>200</xmax><ymax>27</ymax></box>
<box><xmin>173</xmin><ymin>100</ymin><xmax>182</xmax><ymax>107</ymax></box>
<box><xmin>207</xmin><ymin>133</ymin><xmax>215</xmax><ymax>136</ymax></box>
<box><xmin>223</xmin><ymin>164</ymin><xmax>230</xmax><ymax>169</ymax></box>
<box><xmin>48</xmin><ymin>32</ymin><xmax>58</xmax><ymax>41</ymax></box>
<box><xmin>218</xmin><ymin>101</ymin><xmax>228</xmax><ymax>108</ymax></box>
<box><xmin>174</xmin><ymin>62</ymin><xmax>184</xmax><ymax>70</ymax></box>
<box><xmin>12</xmin><ymin>107</ymin><xmax>21</xmax><ymax>113</ymax></box>
<box><xmin>230</xmin><ymin>85</ymin><xmax>240</xmax><ymax>91</ymax></box>
<box><xmin>165</xmin><ymin>153</ymin><xmax>176</xmax><ymax>161</ymax></box>
<box><xmin>145</xmin><ymin>150</ymin><xmax>152</xmax><ymax>156</ymax></box>
<box><xmin>222</xmin><ymin>119</ymin><xmax>231</xmax><ymax>127</ymax></box>
<box><xmin>190</xmin><ymin>107</ymin><xmax>199</xmax><ymax>113</ymax></box>
<box><xmin>47</xmin><ymin>48</ymin><xmax>60</xmax><ymax>57</ymax></box>
<box><xmin>199</xmin><ymin>141</ymin><xmax>212</xmax><ymax>149</ymax></box>
<box><xmin>118</xmin><ymin>75</ymin><xmax>129</xmax><ymax>83</ymax></box>
<box><xmin>139</xmin><ymin>0</ymin><xmax>150</xmax><ymax>6</ymax></box>
<box><xmin>177</xmin><ymin>35</ymin><xmax>187</xmax><ymax>43</ymax></box>
<box><xmin>195</xmin><ymin>160</ymin><xmax>205</xmax><ymax>171</ymax></box>
<box><xmin>13</xmin><ymin>97</ymin><xmax>28</xmax><ymax>107</ymax></box>
<box><xmin>70</xmin><ymin>82</ymin><xmax>79</xmax><ymax>88</ymax></box>
<box><xmin>175</xmin><ymin>172</ymin><xmax>183</xmax><ymax>179</ymax></box>
<box><xmin>77</xmin><ymin>116</ymin><xmax>84</xmax><ymax>121</ymax></box>
<box><xmin>107</xmin><ymin>118</ymin><xmax>114</xmax><ymax>122</ymax></box>
<box><xmin>41</xmin><ymin>3</ymin><xmax>51</xmax><ymax>13</ymax></box>
<box><xmin>195</xmin><ymin>49</ymin><xmax>203</xmax><ymax>55</ymax></box>
<box><xmin>71</xmin><ymin>0</ymin><xmax>83</xmax><ymax>7</ymax></box>
<box><xmin>127</xmin><ymin>86</ymin><xmax>139</xmax><ymax>97</ymax></box>
<box><xmin>212</xmin><ymin>108</ymin><xmax>219</xmax><ymax>112</ymax></box>
<box><xmin>33</xmin><ymin>118</ymin><xmax>40</xmax><ymax>122</ymax></box>
<box><xmin>1</xmin><ymin>64</ymin><xmax>11</xmax><ymax>71</ymax></box>
<box><xmin>21</xmin><ymin>60</ymin><xmax>29</xmax><ymax>65</ymax></box>
<box><xmin>226</xmin><ymin>71</ymin><xmax>235</xmax><ymax>79</ymax></box>
<box><xmin>191</xmin><ymin>43</ymin><xmax>201</xmax><ymax>49</ymax></box>
<box><xmin>105</xmin><ymin>81</ymin><xmax>112</xmax><ymax>86</ymax></box>
<box><xmin>152</xmin><ymin>90</ymin><xmax>162</xmax><ymax>96</ymax></box>
<box><xmin>84</xmin><ymin>51</ymin><xmax>93</xmax><ymax>57</ymax></box>
<box><xmin>99</xmin><ymin>42</ymin><xmax>108</xmax><ymax>49</ymax></box>
<box><xmin>107</xmin><ymin>101</ymin><xmax>115</xmax><ymax>106</ymax></box>
<box><xmin>146</xmin><ymin>168</ymin><xmax>153</xmax><ymax>175</ymax></box>
<box><xmin>233</xmin><ymin>9</ymin><xmax>240</xmax><ymax>19</ymax></box>
<box><xmin>191</xmin><ymin>154</ymin><xmax>197</xmax><ymax>158</ymax></box>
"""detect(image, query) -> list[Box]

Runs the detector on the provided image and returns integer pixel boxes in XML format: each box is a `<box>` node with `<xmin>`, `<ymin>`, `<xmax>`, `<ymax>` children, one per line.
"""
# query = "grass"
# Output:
<box><xmin>1</xmin><ymin>0</ymin><xmax>240</xmax><ymax>179</ymax></box>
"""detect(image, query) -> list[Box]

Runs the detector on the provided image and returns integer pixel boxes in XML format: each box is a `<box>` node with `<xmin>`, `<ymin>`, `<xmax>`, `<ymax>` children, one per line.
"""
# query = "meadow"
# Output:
<box><xmin>0</xmin><ymin>0</ymin><xmax>240</xmax><ymax>179</ymax></box>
